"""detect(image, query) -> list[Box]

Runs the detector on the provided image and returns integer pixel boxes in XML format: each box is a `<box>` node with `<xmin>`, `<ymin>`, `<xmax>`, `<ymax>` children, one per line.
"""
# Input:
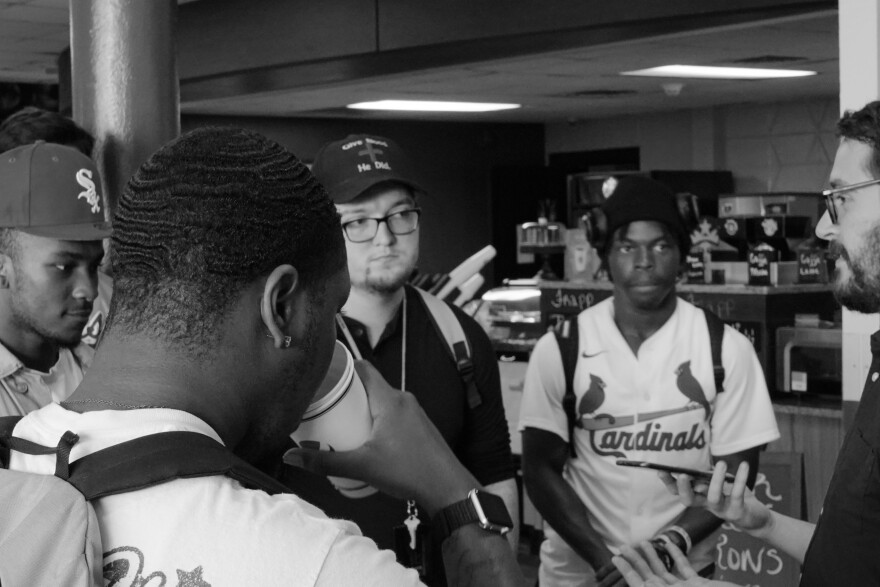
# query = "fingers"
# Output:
<box><xmin>611</xmin><ymin>550</ymin><xmax>648</xmax><ymax>587</ymax></box>
<box><xmin>658</xmin><ymin>471</ymin><xmax>679</xmax><ymax>495</ymax></box>
<box><xmin>660</xmin><ymin>541</ymin><xmax>698</xmax><ymax>580</ymax></box>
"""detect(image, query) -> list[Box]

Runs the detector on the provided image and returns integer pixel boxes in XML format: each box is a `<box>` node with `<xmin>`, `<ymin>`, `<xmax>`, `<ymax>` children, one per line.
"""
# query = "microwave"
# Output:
<box><xmin>775</xmin><ymin>326</ymin><xmax>842</xmax><ymax>396</ymax></box>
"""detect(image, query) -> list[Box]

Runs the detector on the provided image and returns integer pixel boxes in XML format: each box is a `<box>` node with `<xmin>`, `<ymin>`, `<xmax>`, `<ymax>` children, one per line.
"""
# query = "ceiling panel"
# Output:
<box><xmin>0</xmin><ymin>3</ymin><xmax>841</xmax><ymax>123</ymax></box>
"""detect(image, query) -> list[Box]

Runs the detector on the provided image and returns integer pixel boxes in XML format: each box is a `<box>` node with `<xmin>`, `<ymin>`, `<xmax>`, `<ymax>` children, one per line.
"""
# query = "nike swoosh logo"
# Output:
<box><xmin>582</xmin><ymin>351</ymin><xmax>607</xmax><ymax>358</ymax></box>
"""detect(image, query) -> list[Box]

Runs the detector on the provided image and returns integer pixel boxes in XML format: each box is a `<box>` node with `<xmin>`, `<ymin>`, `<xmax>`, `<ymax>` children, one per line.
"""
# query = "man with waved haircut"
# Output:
<box><xmin>6</xmin><ymin>127</ymin><xmax>525</xmax><ymax>586</ymax></box>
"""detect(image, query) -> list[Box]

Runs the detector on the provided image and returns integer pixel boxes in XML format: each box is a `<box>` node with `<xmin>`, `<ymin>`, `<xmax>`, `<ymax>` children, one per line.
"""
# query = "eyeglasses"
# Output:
<box><xmin>341</xmin><ymin>208</ymin><xmax>422</xmax><ymax>243</ymax></box>
<box><xmin>821</xmin><ymin>178</ymin><xmax>880</xmax><ymax>223</ymax></box>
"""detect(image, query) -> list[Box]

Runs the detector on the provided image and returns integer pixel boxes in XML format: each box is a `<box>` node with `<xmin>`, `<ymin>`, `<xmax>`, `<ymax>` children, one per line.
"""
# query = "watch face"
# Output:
<box><xmin>471</xmin><ymin>490</ymin><xmax>513</xmax><ymax>532</ymax></box>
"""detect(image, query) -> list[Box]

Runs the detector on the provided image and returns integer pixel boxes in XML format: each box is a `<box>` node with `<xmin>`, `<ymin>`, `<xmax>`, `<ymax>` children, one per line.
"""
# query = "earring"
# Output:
<box><xmin>283</xmin><ymin>336</ymin><xmax>292</xmax><ymax>348</ymax></box>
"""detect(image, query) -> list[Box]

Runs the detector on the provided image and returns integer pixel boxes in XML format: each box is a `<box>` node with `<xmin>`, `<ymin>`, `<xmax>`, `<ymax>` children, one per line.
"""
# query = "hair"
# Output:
<box><xmin>837</xmin><ymin>102</ymin><xmax>880</xmax><ymax>177</ymax></box>
<box><xmin>0</xmin><ymin>107</ymin><xmax>95</xmax><ymax>156</ymax></box>
<box><xmin>106</xmin><ymin>126</ymin><xmax>344</xmax><ymax>356</ymax></box>
<box><xmin>0</xmin><ymin>229</ymin><xmax>18</xmax><ymax>263</ymax></box>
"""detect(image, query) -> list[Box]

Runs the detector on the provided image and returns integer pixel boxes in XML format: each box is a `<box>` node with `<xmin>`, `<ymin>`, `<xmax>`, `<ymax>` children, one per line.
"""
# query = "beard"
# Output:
<box><xmin>830</xmin><ymin>224</ymin><xmax>880</xmax><ymax>314</ymax></box>
<box><xmin>354</xmin><ymin>254</ymin><xmax>417</xmax><ymax>295</ymax></box>
<box><xmin>9</xmin><ymin>286</ymin><xmax>83</xmax><ymax>348</ymax></box>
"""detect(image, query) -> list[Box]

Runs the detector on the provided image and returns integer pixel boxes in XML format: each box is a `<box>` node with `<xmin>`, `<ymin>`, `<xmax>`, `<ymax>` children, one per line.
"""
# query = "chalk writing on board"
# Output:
<box><xmin>714</xmin><ymin>457</ymin><xmax>802</xmax><ymax>587</ymax></box>
<box><xmin>548</xmin><ymin>288</ymin><xmax>596</xmax><ymax>311</ymax></box>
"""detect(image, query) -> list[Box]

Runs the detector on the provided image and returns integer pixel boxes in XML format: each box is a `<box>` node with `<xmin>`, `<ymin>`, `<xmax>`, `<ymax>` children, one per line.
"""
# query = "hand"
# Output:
<box><xmin>284</xmin><ymin>361</ymin><xmax>476</xmax><ymax>515</ymax></box>
<box><xmin>612</xmin><ymin>542</ymin><xmax>737</xmax><ymax>586</ymax></box>
<box><xmin>656</xmin><ymin>461</ymin><xmax>773</xmax><ymax>537</ymax></box>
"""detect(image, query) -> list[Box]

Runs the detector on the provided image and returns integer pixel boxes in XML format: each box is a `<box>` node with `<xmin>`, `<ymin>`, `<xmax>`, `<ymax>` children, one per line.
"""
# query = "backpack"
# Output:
<box><xmin>0</xmin><ymin>415</ymin><xmax>294</xmax><ymax>586</ymax></box>
<box><xmin>553</xmin><ymin>308</ymin><xmax>726</xmax><ymax>458</ymax></box>
<box><xmin>413</xmin><ymin>287</ymin><xmax>481</xmax><ymax>409</ymax></box>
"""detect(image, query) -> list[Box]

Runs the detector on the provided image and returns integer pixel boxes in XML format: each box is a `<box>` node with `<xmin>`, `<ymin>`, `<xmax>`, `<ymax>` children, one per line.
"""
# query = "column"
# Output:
<box><xmin>68</xmin><ymin>0</ymin><xmax>180</xmax><ymax>214</ymax></box>
<box><xmin>838</xmin><ymin>0</ymin><xmax>880</xmax><ymax>421</ymax></box>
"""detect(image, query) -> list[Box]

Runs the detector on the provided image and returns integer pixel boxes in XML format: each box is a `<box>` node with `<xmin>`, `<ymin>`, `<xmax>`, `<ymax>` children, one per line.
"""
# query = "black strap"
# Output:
<box><xmin>553</xmin><ymin>318</ymin><xmax>580</xmax><ymax>459</ymax></box>
<box><xmin>453</xmin><ymin>340</ymin><xmax>482</xmax><ymax>409</ymax></box>
<box><xmin>703</xmin><ymin>309</ymin><xmax>726</xmax><ymax>394</ymax></box>
<box><xmin>0</xmin><ymin>415</ymin><xmax>22</xmax><ymax>468</ymax></box>
<box><xmin>67</xmin><ymin>431</ymin><xmax>290</xmax><ymax>499</ymax></box>
<box><xmin>0</xmin><ymin>418</ymin><xmax>78</xmax><ymax>479</ymax></box>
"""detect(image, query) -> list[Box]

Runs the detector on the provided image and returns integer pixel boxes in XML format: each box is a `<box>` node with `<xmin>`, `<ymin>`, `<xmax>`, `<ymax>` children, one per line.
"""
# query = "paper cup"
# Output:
<box><xmin>289</xmin><ymin>341</ymin><xmax>376</xmax><ymax>498</ymax></box>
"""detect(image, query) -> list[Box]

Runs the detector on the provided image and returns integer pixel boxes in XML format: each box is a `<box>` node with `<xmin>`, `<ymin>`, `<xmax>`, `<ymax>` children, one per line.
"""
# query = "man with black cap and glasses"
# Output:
<box><xmin>519</xmin><ymin>175</ymin><xmax>778</xmax><ymax>587</ymax></box>
<box><xmin>610</xmin><ymin>101</ymin><xmax>880</xmax><ymax>587</ymax></box>
<box><xmin>0</xmin><ymin>141</ymin><xmax>109</xmax><ymax>417</ymax></box>
<box><xmin>311</xmin><ymin>134</ymin><xmax>518</xmax><ymax>586</ymax></box>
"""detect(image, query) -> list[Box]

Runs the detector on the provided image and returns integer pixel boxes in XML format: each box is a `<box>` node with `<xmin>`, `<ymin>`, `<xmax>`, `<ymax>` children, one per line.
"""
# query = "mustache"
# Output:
<box><xmin>828</xmin><ymin>241</ymin><xmax>850</xmax><ymax>263</ymax></box>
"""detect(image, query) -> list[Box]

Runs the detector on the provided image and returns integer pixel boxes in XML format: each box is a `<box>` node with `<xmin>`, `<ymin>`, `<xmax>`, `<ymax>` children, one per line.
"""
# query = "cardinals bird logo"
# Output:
<box><xmin>578</xmin><ymin>373</ymin><xmax>606</xmax><ymax>418</ymax></box>
<box><xmin>674</xmin><ymin>361</ymin><xmax>710</xmax><ymax>420</ymax></box>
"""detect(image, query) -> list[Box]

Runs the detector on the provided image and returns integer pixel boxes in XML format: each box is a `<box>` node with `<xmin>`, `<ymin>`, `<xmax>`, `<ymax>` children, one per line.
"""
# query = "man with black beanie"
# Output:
<box><xmin>519</xmin><ymin>175</ymin><xmax>778</xmax><ymax>586</ymax></box>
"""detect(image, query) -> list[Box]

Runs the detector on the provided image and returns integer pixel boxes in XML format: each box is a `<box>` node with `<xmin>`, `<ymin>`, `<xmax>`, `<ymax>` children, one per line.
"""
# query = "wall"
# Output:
<box><xmin>545</xmin><ymin>97</ymin><xmax>840</xmax><ymax>193</ymax></box>
<box><xmin>181</xmin><ymin>115</ymin><xmax>545</xmax><ymax>288</ymax></box>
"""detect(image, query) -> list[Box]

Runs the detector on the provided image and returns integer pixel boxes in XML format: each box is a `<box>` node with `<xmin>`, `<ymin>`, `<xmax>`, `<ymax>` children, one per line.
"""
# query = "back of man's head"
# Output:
<box><xmin>838</xmin><ymin>101</ymin><xmax>880</xmax><ymax>176</ymax></box>
<box><xmin>0</xmin><ymin>107</ymin><xmax>95</xmax><ymax>156</ymax></box>
<box><xmin>107</xmin><ymin>126</ymin><xmax>343</xmax><ymax>356</ymax></box>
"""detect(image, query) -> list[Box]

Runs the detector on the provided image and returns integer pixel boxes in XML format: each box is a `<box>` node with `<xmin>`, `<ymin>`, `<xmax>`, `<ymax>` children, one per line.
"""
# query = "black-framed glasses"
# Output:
<box><xmin>821</xmin><ymin>178</ymin><xmax>880</xmax><ymax>223</ymax></box>
<box><xmin>341</xmin><ymin>208</ymin><xmax>422</xmax><ymax>243</ymax></box>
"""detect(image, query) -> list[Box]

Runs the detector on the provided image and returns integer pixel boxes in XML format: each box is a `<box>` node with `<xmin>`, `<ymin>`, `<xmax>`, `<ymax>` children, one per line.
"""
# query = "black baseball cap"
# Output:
<box><xmin>0</xmin><ymin>141</ymin><xmax>110</xmax><ymax>241</ymax></box>
<box><xmin>311</xmin><ymin>134</ymin><xmax>425</xmax><ymax>204</ymax></box>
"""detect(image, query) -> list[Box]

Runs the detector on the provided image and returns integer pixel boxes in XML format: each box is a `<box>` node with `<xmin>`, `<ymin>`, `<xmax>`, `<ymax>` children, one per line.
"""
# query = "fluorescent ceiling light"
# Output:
<box><xmin>620</xmin><ymin>65</ymin><xmax>817</xmax><ymax>79</ymax></box>
<box><xmin>347</xmin><ymin>100</ymin><xmax>520</xmax><ymax>112</ymax></box>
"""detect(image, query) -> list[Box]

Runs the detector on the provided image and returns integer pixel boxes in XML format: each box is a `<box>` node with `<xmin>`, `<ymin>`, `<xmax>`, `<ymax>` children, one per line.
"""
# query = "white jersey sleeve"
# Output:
<box><xmin>710</xmin><ymin>324</ymin><xmax>780</xmax><ymax>456</ymax></box>
<box><xmin>518</xmin><ymin>330</ymin><xmax>570</xmax><ymax>442</ymax></box>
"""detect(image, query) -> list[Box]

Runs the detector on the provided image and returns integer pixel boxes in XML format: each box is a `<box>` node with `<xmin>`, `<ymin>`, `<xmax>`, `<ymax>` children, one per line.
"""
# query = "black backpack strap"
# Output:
<box><xmin>67</xmin><ymin>431</ymin><xmax>291</xmax><ymax>500</ymax></box>
<box><xmin>0</xmin><ymin>415</ymin><xmax>22</xmax><ymax>468</ymax></box>
<box><xmin>553</xmin><ymin>318</ymin><xmax>580</xmax><ymax>459</ymax></box>
<box><xmin>702</xmin><ymin>309</ymin><xmax>726</xmax><ymax>394</ymax></box>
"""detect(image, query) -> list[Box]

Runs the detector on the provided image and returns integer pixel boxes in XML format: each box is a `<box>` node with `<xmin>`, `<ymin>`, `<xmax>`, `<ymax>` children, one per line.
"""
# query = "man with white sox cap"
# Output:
<box><xmin>0</xmin><ymin>141</ymin><xmax>109</xmax><ymax>417</ymax></box>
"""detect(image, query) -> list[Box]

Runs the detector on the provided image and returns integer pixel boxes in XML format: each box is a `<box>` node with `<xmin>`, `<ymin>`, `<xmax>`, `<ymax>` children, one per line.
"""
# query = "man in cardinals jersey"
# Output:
<box><xmin>0</xmin><ymin>142</ymin><xmax>109</xmax><ymax>417</ymax></box>
<box><xmin>519</xmin><ymin>175</ymin><xmax>779</xmax><ymax>587</ymax></box>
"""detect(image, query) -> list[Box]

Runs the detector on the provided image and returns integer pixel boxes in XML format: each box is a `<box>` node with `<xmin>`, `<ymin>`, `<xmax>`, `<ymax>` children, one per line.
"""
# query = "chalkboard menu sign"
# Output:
<box><xmin>714</xmin><ymin>452</ymin><xmax>805</xmax><ymax>586</ymax></box>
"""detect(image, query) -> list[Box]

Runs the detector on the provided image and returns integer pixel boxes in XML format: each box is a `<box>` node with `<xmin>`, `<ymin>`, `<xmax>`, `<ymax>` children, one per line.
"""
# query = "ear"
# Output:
<box><xmin>0</xmin><ymin>254</ymin><xmax>13</xmax><ymax>289</ymax></box>
<box><xmin>261</xmin><ymin>264</ymin><xmax>299</xmax><ymax>349</ymax></box>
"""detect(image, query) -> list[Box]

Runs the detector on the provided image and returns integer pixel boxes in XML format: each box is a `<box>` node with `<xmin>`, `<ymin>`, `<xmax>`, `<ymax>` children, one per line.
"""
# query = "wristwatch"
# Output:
<box><xmin>432</xmin><ymin>489</ymin><xmax>513</xmax><ymax>542</ymax></box>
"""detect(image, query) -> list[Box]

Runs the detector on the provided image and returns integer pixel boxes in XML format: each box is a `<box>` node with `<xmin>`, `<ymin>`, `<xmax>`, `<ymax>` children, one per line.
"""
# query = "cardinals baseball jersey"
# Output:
<box><xmin>519</xmin><ymin>297</ymin><xmax>779</xmax><ymax>585</ymax></box>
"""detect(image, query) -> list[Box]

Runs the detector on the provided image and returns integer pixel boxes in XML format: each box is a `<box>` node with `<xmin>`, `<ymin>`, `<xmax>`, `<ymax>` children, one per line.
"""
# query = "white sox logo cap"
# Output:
<box><xmin>0</xmin><ymin>141</ymin><xmax>111</xmax><ymax>241</ymax></box>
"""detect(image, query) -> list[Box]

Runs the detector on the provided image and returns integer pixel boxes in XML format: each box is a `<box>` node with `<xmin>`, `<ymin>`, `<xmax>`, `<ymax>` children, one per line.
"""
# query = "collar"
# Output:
<box><xmin>0</xmin><ymin>339</ymin><xmax>24</xmax><ymax>379</ymax></box>
<box><xmin>871</xmin><ymin>330</ymin><xmax>880</xmax><ymax>356</ymax></box>
<box><xmin>343</xmin><ymin>287</ymin><xmax>409</xmax><ymax>348</ymax></box>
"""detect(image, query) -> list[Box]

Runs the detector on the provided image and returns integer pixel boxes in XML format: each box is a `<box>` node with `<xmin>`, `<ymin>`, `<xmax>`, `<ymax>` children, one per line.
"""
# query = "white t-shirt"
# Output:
<box><xmin>10</xmin><ymin>404</ymin><xmax>423</xmax><ymax>587</ymax></box>
<box><xmin>0</xmin><ymin>341</ymin><xmax>91</xmax><ymax>417</ymax></box>
<box><xmin>519</xmin><ymin>298</ymin><xmax>779</xmax><ymax>586</ymax></box>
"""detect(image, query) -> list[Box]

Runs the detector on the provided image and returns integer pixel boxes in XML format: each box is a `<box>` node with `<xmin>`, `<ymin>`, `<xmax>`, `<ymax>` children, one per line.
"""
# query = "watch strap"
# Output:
<box><xmin>433</xmin><ymin>495</ymin><xmax>475</xmax><ymax>542</ymax></box>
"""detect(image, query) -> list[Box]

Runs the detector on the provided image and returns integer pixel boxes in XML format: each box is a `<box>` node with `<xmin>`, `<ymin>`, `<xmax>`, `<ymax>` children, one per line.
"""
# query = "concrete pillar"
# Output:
<box><xmin>837</xmin><ymin>0</ymin><xmax>880</xmax><ymax>423</ymax></box>
<box><xmin>68</xmin><ymin>0</ymin><xmax>180</xmax><ymax>215</ymax></box>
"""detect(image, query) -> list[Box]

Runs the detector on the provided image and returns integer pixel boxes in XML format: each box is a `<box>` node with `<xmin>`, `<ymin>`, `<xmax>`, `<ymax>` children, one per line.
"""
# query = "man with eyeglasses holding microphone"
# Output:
<box><xmin>607</xmin><ymin>101</ymin><xmax>880</xmax><ymax>587</ymax></box>
<box><xmin>311</xmin><ymin>134</ymin><xmax>518</xmax><ymax>587</ymax></box>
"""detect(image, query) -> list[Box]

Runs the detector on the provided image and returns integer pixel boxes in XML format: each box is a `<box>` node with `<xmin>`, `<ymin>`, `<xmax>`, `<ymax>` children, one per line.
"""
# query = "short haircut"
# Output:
<box><xmin>106</xmin><ymin>126</ymin><xmax>344</xmax><ymax>356</ymax></box>
<box><xmin>838</xmin><ymin>101</ymin><xmax>880</xmax><ymax>177</ymax></box>
<box><xmin>0</xmin><ymin>107</ymin><xmax>95</xmax><ymax>156</ymax></box>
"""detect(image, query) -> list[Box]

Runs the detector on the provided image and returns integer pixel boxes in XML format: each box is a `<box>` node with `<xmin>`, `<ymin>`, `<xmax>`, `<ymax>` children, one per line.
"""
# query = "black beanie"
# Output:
<box><xmin>600</xmin><ymin>175</ymin><xmax>691</xmax><ymax>256</ymax></box>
